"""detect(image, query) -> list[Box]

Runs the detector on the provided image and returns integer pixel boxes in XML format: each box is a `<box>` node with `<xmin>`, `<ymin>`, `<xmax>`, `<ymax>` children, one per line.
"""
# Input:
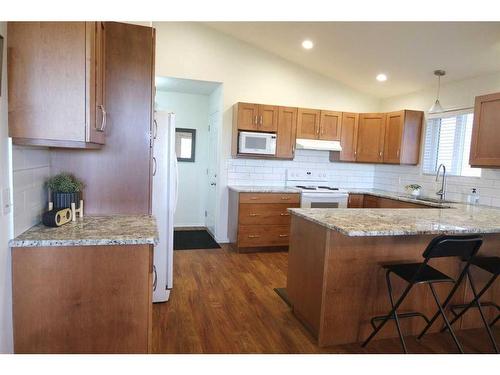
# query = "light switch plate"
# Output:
<box><xmin>2</xmin><ymin>187</ymin><xmax>11</xmax><ymax>215</ymax></box>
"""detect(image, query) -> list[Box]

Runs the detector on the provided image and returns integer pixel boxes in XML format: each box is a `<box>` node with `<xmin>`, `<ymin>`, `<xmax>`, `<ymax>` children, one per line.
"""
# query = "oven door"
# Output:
<box><xmin>300</xmin><ymin>193</ymin><xmax>348</xmax><ymax>208</ymax></box>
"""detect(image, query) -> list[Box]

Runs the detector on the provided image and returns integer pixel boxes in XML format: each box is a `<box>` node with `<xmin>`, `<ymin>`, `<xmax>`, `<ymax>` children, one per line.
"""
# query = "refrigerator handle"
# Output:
<box><xmin>173</xmin><ymin>151</ymin><xmax>179</xmax><ymax>213</ymax></box>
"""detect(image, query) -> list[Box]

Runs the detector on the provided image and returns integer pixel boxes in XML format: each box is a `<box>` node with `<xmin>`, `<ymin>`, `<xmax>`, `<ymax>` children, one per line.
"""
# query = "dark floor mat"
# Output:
<box><xmin>274</xmin><ymin>287</ymin><xmax>292</xmax><ymax>307</ymax></box>
<box><xmin>174</xmin><ymin>230</ymin><xmax>221</xmax><ymax>250</ymax></box>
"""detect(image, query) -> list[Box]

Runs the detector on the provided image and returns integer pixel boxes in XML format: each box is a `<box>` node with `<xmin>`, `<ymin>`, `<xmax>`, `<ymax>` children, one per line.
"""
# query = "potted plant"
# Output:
<box><xmin>46</xmin><ymin>173</ymin><xmax>85</xmax><ymax>209</ymax></box>
<box><xmin>405</xmin><ymin>184</ymin><xmax>422</xmax><ymax>197</ymax></box>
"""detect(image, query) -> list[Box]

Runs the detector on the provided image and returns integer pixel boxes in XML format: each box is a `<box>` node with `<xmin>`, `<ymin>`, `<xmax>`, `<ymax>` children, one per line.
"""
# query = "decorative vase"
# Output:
<box><xmin>410</xmin><ymin>189</ymin><xmax>420</xmax><ymax>197</ymax></box>
<box><xmin>52</xmin><ymin>192</ymin><xmax>82</xmax><ymax>209</ymax></box>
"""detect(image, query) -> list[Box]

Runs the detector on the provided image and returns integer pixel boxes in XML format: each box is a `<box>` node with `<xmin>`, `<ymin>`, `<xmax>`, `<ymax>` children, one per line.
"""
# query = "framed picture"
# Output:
<box><xmin>0</xmin><ymin>34</ymin><xmax>3</xmax><ymax>96</ymax></box>
<box><xmin>175</xmin><ymin>128</ymin><xmax>196</xmax><ymax>162</ymax></box>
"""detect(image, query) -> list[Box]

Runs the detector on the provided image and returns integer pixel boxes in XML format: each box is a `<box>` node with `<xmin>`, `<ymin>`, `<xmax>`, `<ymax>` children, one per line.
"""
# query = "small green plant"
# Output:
<box><xmin>405</xmin><ymin>184</ymin><xmax>422</xmax><ymax>191</ymax></box>
<box><xmin>46</xmin><ymin>173</ymin><xmax>84</xmax><ymax>193</ymax></box>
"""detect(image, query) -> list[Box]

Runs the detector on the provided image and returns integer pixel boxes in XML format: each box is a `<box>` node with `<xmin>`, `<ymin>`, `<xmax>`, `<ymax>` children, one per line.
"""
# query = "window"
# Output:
<box><xmin>422</xmin><ymin>110</ymin><xmax>481</xmax><ymax>177</ymax></box>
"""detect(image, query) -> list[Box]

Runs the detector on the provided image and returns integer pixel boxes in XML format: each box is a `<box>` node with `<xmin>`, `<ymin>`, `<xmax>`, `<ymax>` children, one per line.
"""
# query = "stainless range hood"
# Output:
<box><xmin>295</xmin><ymin>138</ymin><xmax>342</xmax><ymax>152</ymax></box>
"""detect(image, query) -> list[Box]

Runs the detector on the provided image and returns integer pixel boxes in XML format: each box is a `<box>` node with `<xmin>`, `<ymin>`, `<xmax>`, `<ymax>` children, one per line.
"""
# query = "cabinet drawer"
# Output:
<box><xmin>239</xmin><ymin>193</ymin><xmax>300</xmax><ymax>204</ymax></box>
<box><xmin>239</xmin><ymin>203</ymin><xmax>298</xmax><ymax>225</ymax></box>
<box><xmin>238</xmin><ymin>225</ymin><xmax>290</xmax><ymax>248</ymax></box>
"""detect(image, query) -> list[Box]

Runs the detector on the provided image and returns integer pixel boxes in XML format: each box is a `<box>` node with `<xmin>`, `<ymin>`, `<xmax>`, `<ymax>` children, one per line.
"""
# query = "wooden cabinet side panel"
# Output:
<box><xmin>400</xmin><ymin>110</ymin><xmax>423</xmax><ymax>165</ymax></box>
<box><xmin>276</xmin><ymin>106</ymin><xmax>297</xmax><ymax>159</ymax></box>
<box><xmin>12</xmin><ymin>245</ymin><xmax>152</xmax><ymax>353</ymax></box>
<box><xmin>8</xmin><ymin>22</ymin><xmax>87</xmax><ymax>142</ymax></box>
<box><xmin>50</xmin><ymin>22</ymin><xmax>154</xmax><ymax>215</ymax></box>
<box><xmin>470</xmin><ymin>92</ymin><xmax>500</xmax><ymax>167</ymax></box>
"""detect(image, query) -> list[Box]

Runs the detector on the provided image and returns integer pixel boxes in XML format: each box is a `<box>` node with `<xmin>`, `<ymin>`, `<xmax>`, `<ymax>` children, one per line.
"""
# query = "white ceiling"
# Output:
<box><xmin>205</xmin><ymin>22</ymin><xmax>500</xmax><ymax>98</ymax></box>
<box><xmin>155</xmin><ymin>76</ymin><xmax>221</xmax><ymax>95</ymax></box>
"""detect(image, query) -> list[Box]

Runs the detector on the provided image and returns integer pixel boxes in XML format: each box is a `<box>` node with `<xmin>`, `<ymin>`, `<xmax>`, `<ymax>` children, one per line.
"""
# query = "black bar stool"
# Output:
<box><xmin>438</xmin><ymin>256</ymin><xmax>499</xmax><ymax>353</ymax></box>
<box><xmin>361</xmin><ymin>235</ymin><xmax>483</xmax><ymax>353</ymax></box>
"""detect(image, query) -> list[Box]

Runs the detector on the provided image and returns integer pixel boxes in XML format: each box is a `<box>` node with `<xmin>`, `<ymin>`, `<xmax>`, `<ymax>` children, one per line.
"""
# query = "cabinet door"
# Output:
<box><xmin>319</xmin><ymin>110</ymin><xmax>342</xmax><ymax>140</ymax></box>
<box><xmin>383</xmin><ymin>111</ymin><xmax>404</xmax><ymax>164</ymax></box>
<box><xmin>87</xmin><ymin>22</ymin><xmax>106</xmax><ymax>145</ymax></box>
<box><xmin>276</xmin><ymin>106</ymin><xmax>297</xmax><ymax>159</ymax></box>
<box><xmin>347</xmin><ymin>194</ymin><xmax>364</xmax><ymax>208</ymax></box>
<box><xmin>470</xmin><ymin>92</ymin><xmax>500</xmax><ymax>167</ymax></box>
<box><xmin>363</xmin><ymin>195</ymin><xmax>380</xmax><ymax>208</ymax></box>
<box><xmin>8</xmin><ymin>22</ymin><xmax>87</xmax><ymax>143</ymax></box>
<box><xmin>258</xmin><ymin>105</ymin><xmax>279</xmax><ymax>132</ymax></box>
<box><xmin>339</xmin><ymin>112</ymin><xmax>359</xmax><ymax>161</ymax></box>
<box><xmin>356</xmin><ymin>113</ymin><xmax>386</xmax><ymax>163</ymax></box>
<box><xmin>236</xmin><ymin>102</ymin><xmax>260</xmax><ymax>131</ymax></box>
<box><xmin>297</xmin><ymin>108</ymin><xmax>321</xmax><ymax>139</ymax></box>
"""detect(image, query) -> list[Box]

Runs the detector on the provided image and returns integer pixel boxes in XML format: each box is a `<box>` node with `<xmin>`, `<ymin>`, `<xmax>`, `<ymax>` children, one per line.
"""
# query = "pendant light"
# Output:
<box><xmin>429</xmin><ymin>70</ymin><xmax>446</xmax><ymax>114</ymax></box>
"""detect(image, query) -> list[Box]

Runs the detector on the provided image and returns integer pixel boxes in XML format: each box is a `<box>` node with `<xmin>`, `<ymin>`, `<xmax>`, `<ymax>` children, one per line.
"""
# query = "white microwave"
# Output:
<box><xmin>238</xmin><ymin>131</ymin><xmax>277</xmax><ymax>155</ymax></box>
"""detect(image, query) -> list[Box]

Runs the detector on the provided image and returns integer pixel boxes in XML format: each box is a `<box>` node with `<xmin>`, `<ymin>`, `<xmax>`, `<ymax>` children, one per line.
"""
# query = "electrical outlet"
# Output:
<box><xmin>2</xmin><ymin>187</ymin><xmax>12</xmax><ymax>215</ymax></box>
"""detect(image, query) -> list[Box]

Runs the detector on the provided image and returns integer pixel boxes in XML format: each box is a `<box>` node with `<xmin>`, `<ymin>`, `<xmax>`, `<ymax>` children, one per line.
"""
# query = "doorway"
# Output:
<box><xmin>155</xmin><ymin>76</ymin><xmax>222</xmax><ymax>241</ymax></box>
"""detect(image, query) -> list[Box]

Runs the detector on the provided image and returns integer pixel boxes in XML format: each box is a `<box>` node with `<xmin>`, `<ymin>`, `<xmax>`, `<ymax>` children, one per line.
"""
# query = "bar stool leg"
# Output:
<box><xmin>429</xmin><ymin>283</ymin><xmax>464</xmax><ymax>353</ymax></box>
<box><xmin>362</xmin><ymin>272</ymin><xmax>413</xmax><ymax>350</ymax></box>
<box><xmin>385</xmin><ymin>271</ymin><xmax>408</xmax><ymax>353</ymax></box>
<box><xmin>417</xmin><ymin>266</ymin><xmax>469</xmax><ymax>341</ymax></box>
<box><xmin>464</xmin><ymin>270</ymin><xmax>498</xmax><ymax>353</ymax></box>
<box><xmin>490</xmin><ymin>314</ymin><xmax>500</xmax><ymax>327</ymax></box>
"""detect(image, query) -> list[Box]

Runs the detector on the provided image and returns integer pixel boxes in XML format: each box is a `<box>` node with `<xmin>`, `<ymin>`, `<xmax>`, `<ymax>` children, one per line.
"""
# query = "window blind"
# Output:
<box><xmin>422</xmin><ymin>111</ymin><xmax>480</xmax><ymax>177</ymax></box>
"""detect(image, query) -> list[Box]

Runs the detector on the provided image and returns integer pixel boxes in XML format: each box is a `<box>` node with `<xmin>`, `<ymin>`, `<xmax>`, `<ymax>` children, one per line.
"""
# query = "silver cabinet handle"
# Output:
<box><xmin>279</xmin><ymin>234</ymin><xmax>289</xmax><ymax>238</ymax></box>
<box><xmin>248</xmin><ymin>235</ymin><xmax>260</xmax><ymax>238</ymax></box>
<box><xmin>254</xmin><ymin>115</ymin><xmax>258</xmax><ymax>125</ymax></box>
<box><xmin>250</xmin><ymin>197</ymin><xmax>259</xmax><ymax>200</ymax></box>
<box><xmin>249</xmin><ymin>213</ymin><xmax>259</xmax><ymax>217</ymax></box>
<box><xmin>259</xmin><ymin>115</ymin><xmax>263</xmax><ymax>125</ymax></box>
<box><xmin>97</xmin><ymin>105</ymin><xmax>107</xmax><ymax>132</ymax></box>
<box><xmin>152</xmin><ymin>157</ymin><xmax>157</xmax><ymax>176</ymax></box>
<box><xmin>153</xmin><ymin>119</ymin><xmax>158</xmax><ymax>139</ymax></box>
<box><xmin>152</xmin><ymin>265</ymin><xmax>157</xmax><ymax>291</ymax></box>
<box><xmin>280</xmin><ymin>213</ymin><xmax>290</xmax><ymax>216</ymax></box>
<box><xmin>280</xmin><ymin>197</ymin><xmax>290</xmax><ymax>200</ymax></box>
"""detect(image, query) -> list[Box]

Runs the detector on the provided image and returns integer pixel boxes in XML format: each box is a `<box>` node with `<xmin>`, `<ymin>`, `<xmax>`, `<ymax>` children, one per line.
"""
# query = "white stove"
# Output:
<box><xmin>286</xmin><ymin>170</ymin><xmax>348</xmax><ymax>208</ymax></box>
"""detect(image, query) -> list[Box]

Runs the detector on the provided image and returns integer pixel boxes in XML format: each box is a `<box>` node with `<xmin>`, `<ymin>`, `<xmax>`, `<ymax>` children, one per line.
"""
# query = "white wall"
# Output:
<box><xmin>0</xmin><ymin>21</ymin><xmax>13</xmax><ymax>353</ymax></box>
<box><xmin>153</xmin><ymin>22</ymin><xmax>380</xmax><ymax>241</ymax></box>
<box><xmin>374</xmin><ymin>72</ymin><xmax>500</xmax><ymax>206</ymax></box>
<box><xmin>156</xmin><ymin>90</ymin><xmax>210</xmax><ymax>227</ymax></box>
<box><xmin>12</xmin><ymin>146</ymin><xmax>50</xmax><ymax>236</ymax></box>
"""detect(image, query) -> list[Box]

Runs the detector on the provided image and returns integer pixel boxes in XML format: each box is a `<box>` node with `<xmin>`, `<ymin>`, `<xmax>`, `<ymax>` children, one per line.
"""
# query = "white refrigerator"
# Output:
<box><xmin>152</xmin><ymin>111</ymin><xmax>178</xmax><ymax>303</ymax></box>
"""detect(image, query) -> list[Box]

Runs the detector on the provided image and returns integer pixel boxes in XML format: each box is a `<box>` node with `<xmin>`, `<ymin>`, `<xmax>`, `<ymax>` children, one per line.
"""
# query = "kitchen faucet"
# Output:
<box><xmin>435</xmin><ymin>163</ymin><xmax>447</xmax><ymax>201</ymax></box>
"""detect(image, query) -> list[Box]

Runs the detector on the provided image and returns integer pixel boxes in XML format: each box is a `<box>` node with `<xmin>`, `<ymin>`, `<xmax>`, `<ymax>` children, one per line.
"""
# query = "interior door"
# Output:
<box><xmin>356</xmin><ymin>113</ymin><xmax>386</xmax><ymax>163</ymax></box>
<box><xmin>319</xmin><ymin>110</ymin><xmax>342</xmax><ymax>141</ymax></box>
<box><xmin>297</xmin><ymin>108</ymin><xmax>320</xmax><ymax>139</ymax></box>
<box><xmin>205</xmin><ymin>111</ymin><xmax>220</xmax><ymax>236</ymax></box>
<box><xmin>383</xmin><ymin>111</ymin><xmax>404</xmax><ymax>164</ymax></box>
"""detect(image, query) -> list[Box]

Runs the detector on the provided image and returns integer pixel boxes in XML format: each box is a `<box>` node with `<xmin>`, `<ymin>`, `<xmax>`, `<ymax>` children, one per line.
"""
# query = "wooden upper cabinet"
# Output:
<box><xmin>470</xmin><ymin>92</ymin><xmax>500</xmax><ymax>167</ymax></box>
<box><xmin>338</xmin><ymin>112</ymin><xmax>359</xmax><ymax>162</ymax></box>
<box><xmin>259</xmin><ymin>105</ymin><xmax>279</xmax><ymax>132</ymax></box>
<box><xmin>235</xmin><ymin>102</ymin><xmax>278</xmax><ymax>132</ymax></box>
<box><xmin>276</xmin><ymin>106</ymin><xmax>297</xmax><ymax>159</ymax></box>
<box><xmin>356</xmin><ymin>113</ymin><xmax>386</xmax><ymax>163</ymax></box>
<box><xmin>8</xmin><ymin>22</ymin><xmax>107</xmax><ymax>148</ymax></box>
<box><xmin>319</xmin><ymin>110</ymin><xmax>342</xmax><ymax>141</ymax></box>
<box><xmin>296</xmin><ymin>108</ymin><xmax>321</xmax><ymax>139</ymax></box>
<box><xmin>383</xmin><ymin>110</ymin><xmax>423</xmax><ymax>165</ymax></box>
<box><xmin>236</xmin><ymin>102</ymin><xmax>260</xmax><ymax>131</ymax></box>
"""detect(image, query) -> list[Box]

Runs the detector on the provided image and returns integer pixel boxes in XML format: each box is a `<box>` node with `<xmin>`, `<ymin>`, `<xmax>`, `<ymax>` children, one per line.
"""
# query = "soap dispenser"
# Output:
<box><xmin>467</xmin><ymin>188</ymin><xmax>479</xmax><ymax>205</ymax></box>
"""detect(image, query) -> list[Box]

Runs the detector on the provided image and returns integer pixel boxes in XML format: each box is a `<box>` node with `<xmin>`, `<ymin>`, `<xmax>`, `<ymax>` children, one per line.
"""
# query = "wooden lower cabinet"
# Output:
<box><xmin>228</xmin><ymin>191</ymin><xmax>300</xmax><ymax>252</ymax></box>
<box><xmin>12</xmin><ymin>244</ymin><xmax>153</xmax><ymax>353</ymax></box>
<box><xmin>348</xmin><ymin>194</ymin><xmax>431</xmax><ymax>209</ymax></box>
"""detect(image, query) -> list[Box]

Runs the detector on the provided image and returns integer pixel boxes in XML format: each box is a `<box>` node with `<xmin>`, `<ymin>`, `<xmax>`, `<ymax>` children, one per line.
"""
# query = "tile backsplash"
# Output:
<box><xmin>226</xmin><ymin>149</ymin><xmax>375</xmax><ymax>188</ymax></box>
<box><xmin>373</xmin><ymin>164</ymin><xmax>500</xmax><ymax>207</ymax></box>
<box><xmin>12</xmin><ymin>146</ymin><xmax>50</xmax><ymax>236</ymax></box>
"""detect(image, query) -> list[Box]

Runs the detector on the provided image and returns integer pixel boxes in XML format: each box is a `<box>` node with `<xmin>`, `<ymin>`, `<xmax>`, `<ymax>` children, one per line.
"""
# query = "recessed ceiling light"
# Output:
<box><xmin>376</xmin><ymin>73</ymin><xmax>388</xmax><ymax>82</ymax></box>
<box><xmin>302</xmin><ymin>40</ymin><xmax>314</xmax><ymax>50</ymax></box>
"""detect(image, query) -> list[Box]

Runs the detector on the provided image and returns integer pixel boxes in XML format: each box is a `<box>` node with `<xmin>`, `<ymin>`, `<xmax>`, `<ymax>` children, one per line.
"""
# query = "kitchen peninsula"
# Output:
<box><xmin>9</xmin><ymin>215</ymin><xmax>158</xmax><ymax>353</ymax></box>
<box><xmin>286</xmin><ymin>195</ymin><xmax>500</xmax><ymax>347</ymax></box>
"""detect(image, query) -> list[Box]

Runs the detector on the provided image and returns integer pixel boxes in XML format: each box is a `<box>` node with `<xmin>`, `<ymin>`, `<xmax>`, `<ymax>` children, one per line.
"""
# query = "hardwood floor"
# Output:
<box><xmin>152</xmin><ymin>245</ymin><xmax>499</xmax><ymax>354</ymax></box>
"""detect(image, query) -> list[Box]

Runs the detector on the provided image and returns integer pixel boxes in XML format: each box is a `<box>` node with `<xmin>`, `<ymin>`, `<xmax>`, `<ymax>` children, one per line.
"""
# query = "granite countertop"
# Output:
<box><xmin>9</xmin><ymin>215</ymin><xmax>159</xmax><ymax>248</ymax></box>
<box><xmin>228</xmin><ymin>185</ymin><xmax>300</xmax><ymax>193</ymax></box>
<box><xmin>289</xmin><ymin>201</ymin><xmax>500</xmax><ymax>237</ymax></box>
